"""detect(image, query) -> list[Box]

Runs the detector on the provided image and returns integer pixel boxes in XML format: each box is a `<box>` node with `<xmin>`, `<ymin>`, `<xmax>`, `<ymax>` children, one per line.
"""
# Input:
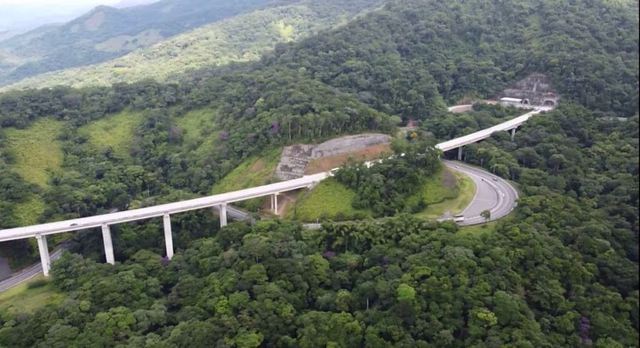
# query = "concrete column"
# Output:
<box><xmin>163</xmin><ymin>214</ymin><xmax>174</xmax><ymax>260</ymax></box>
<box><xmin>101</xmin><ymin>224</ymin><xmax>115</xmax><ymax>265</ymax></box>
<box><xmin>36</xmin><ymin>234</ymin><xmax>51</xmax><ymax>277</ymax></box>
<box><xmin>510</xmin><ymin>128</ymin><xmax>517</xmax><ymax>141</ymax></box>
<box><xmin>219</xmin><ymin>203</ymin><xmax>228</xmax><ymax>227</ymax></box>
<box><xmin>457</xmin><ymin>146</ymin><xmax>464</xmax><ymax>161</ymax></box>
<box><xmin>273</xmin><ymin>193</ymin><xmax>279</xmax><ymax>215</ymax></box>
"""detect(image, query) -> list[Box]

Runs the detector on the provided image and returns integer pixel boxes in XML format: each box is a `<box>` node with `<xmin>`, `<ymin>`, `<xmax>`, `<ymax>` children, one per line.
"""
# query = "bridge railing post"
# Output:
<box><xmin>35</xmin><ymin>234</ymin><xmax>51</xmax><ymax>277</ymax></box>
<box><xmin>163</xmin><ymin>214</ymin><xmax>174</xmax><ymax>260</ymax></box>
<box><xmin>101</xmin><ymin>224</ymin><xmax>115</xmax><ymax>265</ymax></box>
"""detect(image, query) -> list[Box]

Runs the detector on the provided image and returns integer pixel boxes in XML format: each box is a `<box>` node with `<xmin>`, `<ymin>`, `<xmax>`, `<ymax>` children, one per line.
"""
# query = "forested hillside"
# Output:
<box><xmin>258</xmin><ymin>0</ymin><xmax>638</xmax><ymax>117</ymax></box>
<box><xmin>0</xmin><ymin>0</ymin><xmax>274</xmax><ymax>85</ymax></box>
<box><xmin>2</xmin><ymin>0</ymin><xmax>384</xmax><ymax>90</ymax></box>
<box><xmin>0</xmin><ymin>0</ymin><xmax>637</xmax><ymax>346</ymax></box>
<box><xmin>0</xmin><ymin>107</ymin><xmax>637</xmax><ymax>346</ymax></box>
<box><xmin>0</xmin><ymin>0</ymin><xmax>634</xmax><ymax>235</ymax></box>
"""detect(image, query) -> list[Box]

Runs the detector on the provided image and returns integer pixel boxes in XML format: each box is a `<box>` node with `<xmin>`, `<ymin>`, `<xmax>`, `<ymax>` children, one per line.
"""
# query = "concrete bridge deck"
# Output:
<box><xmin>0</xmin><ymin>106</ymin><xmax>550</xmax><ymax>278</ymax></box>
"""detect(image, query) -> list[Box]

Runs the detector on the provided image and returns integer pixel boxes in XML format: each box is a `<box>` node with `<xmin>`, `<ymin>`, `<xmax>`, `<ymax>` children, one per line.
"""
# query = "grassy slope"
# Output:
<box><xmin>290</xmin><ymin>166</ymin><xmax>477</xmax><ymax>222</ymax></box>
<box><xmin>212</xmin><ymin>149</ymin><xmax>281</xmax><ymax>210</ymax></box>
<box><xmin>212</xmin><ymin>149</ymin><xmax>281</xmax><ymax>193</ymax></box>
<box><xmin>173</xmin><ymin>108</ymin><xmax>219</xmax><ymax>157</ymax></box>
<box><xmin>0</xmin><ymin>276</ymin><xmax>64</xmax><ymax>316</ymax></box>
<box><xmin>3</xmin><ymin>119</ymin><xmax>64</xmax><ymax>187</ymax></box>
<box><xmin>79</xmin><ymin>110</ymin><xmax>144</xmax><ymax>157</ymax></box>
<box><xmin>288</xmin><ymin>178</ymin><xmax>371</xmax><ymax>222</ymax></box>
<box><xmin>415</xmin><ymin>170</ymin><xmax>476</xmax><ymax>219</ymax></box>
<box><xmin>2</xmin><ymin>2</ymin><xmax>368</xmax><ymax>90</ymax></box>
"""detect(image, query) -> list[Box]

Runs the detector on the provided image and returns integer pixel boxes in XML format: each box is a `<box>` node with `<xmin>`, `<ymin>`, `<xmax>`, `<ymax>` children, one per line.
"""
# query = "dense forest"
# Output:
<box><xmin>0</xmin><ymin>104</ymin><xmax>637</xmax><ymax>346</ymax></box>
<box><xmin>0</xmin><ymin>0</ymin><xmax>637</xmax><ymax>346</ymax></box>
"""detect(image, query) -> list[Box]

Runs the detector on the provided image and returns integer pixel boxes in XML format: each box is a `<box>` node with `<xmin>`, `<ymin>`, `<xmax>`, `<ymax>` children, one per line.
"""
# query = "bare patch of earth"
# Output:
<box><xmin>305</xmin><ymin>143</ymin><xmax>391</xmax><ymax>174</ymax></box>
<box><xmin>275</xmin><ymin>133</ymin><xmax>392</xmax><ymax>180</ymax></box>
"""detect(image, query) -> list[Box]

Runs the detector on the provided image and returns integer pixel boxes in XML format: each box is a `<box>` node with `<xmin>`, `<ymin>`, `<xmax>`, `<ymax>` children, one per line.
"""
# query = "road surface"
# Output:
<box><xmin>0</xmin><ymin>248</ymin><xmax>65</xmax><ymax>292</ymax></box>
<box><xmin>0</xmin><ymin>162</ymin><xmax>517</xmax><ymax>292</ymax></box>
<box><xmin>0</xmin><ymin>105</ymin><xmax>540</xmax><ymax>291</ymax></box>
<box><xmin>442</xmin><ymin>160</ymin><xmax>518</xmax><ymax>225</ymax></box>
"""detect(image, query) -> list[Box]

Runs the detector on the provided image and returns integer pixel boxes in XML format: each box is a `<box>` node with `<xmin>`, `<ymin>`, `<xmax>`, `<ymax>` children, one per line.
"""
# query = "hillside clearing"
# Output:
<box><xmin>79</xmin><ymin>110</ymin><xmax>144</xmax><ymax>157</ymax></box>
<box><xmin>212</xmin><ymin>149</ymin><xmax>281</xmax><ymax>211</ymax></box>
<box><xmin>173</xmin><ymin>108</ymin><xmax>219</xmax><ymax>156</ymax></box>
<box><xmin>287</xmin><ymin>178</ymin><xmax>371</xmax><ymax>222</ymax></box>
<box><xmin>3</xmin><ymin>119</ymin><xmax>64</xmax><ymax>187</ymax></box>
<box><xmin>415</xmin><ymin>169</ymin><xmax>476</xmax><ymax>219</ymax></box>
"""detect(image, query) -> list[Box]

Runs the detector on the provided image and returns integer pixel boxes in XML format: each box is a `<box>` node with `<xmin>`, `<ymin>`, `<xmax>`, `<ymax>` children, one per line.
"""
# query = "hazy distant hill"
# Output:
<box><xmin>113</xmin><ymin>0</ymin><xmax>159</xmax><ymax>8</ymax></box>
<box><xmin>0</xmin><ymin>0</ymin><xmax>274</xmax><ymax>86</ymax></box>
<box><xmin>2</xmin><ymin>0</ymin><xmax>383</xmax><ymax>91</ymax></box>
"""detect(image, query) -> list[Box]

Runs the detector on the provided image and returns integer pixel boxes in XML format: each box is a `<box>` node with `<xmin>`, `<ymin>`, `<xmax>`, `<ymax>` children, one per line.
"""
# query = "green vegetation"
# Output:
<box><xmin>415</xmin><ymin>169</ymin><xmax>476</xmax><ymax>219</ymax></box>
<box><xmin>421</xmin><ymin>168</ymin><xmax>459</xmax><ymax>205</ymax></box>
<box><xmin>334</xmin><ymin>134</ymin><xmax>441</xmax><ymax>216</ymax></box>
<box><xmin>293</xmin><ymin>160</ymin><xmax>476</xmax><ymax>222</ymax></box>
<box><xmin>458</xmin><ymin>220</ymin><xmax>499</xmax><ymax>236</ymax></box>
<box><xmin>2</xmin><ymin>0</ymin><xmax>384</xmax><ymax>90</ymax></box>
<box><xmin>173</xmin><ymin>108</ymin><xmax>217</xmax><ymax>145</ymax></box>
<box><xmin>289</xmin><ymin>178</ymin><xmax>371</xmax><ymax>221</ymax></box>
<box><xmin>11</xmin><ymin>196</ymin><xmax>46</xmax><ymax>226</ymax></box>
<box><xmin>0</xmin><ymin>276</ymin><xmax>64</xmax><ymax>316</ymax></box>
<box><xmin>172</xmin><ymin>108</ymin><xmax>220</xmax><ymax>158</ymax></box>
<box><xmin>212</xmin><ymin>149</ymin><xmax>281</xmax><ymax>194</ymax></box>
<box><xmin>0</xmin><ymin>0</ymin><xmax>276</xmax><ymax>86</ymax></box>
<box><xmin>79</xmin><ymin>110</ymin><xmax>144</xmax><ymax>157</ymax></box>
<box><xmin>0</xmin><ymin>0</ymin><xmax>637</xmax><ymax>345</ymax></box>
<box><xmin>3</xmin><ymin>119</ymin><xmax>63</xmax><ymax>187</ymax></box>
<box><xmin>212</xmin><ymin>149</ymin><xmax>281</xmax><ymax>210</ymax></box>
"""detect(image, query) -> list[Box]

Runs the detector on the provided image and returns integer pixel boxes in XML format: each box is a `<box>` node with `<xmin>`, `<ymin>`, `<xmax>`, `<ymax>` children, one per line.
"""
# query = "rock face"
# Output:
<box><xmin>275</xmin><ymin>133</ymin><xmax>392</xmax><ymax>180</ymax></box>
<box><xmin>275</xmin><ymin>144</ymin><xmax>314</xmax><ymax>181</ymax></box>
<box><xmin>500</xmin><ymin>73</ymin><xmax>559</xmax><ymax>107</ymax></box>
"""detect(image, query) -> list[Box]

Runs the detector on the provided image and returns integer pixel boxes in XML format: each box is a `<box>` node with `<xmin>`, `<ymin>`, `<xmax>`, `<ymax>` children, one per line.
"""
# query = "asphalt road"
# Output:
<box><xmin>0</xmin><ymin>162</ymin><xmax>518</xmax><ymax>292</ymax></box>
<box><xmin>0</xmin><ymin>248</ymin><xmax>65</xmax><ymax>292</ymax></box>
<box><xmin>442</xmin><ymin>160</ymin><xmax>518</xmax><ymax>225</ymax></box>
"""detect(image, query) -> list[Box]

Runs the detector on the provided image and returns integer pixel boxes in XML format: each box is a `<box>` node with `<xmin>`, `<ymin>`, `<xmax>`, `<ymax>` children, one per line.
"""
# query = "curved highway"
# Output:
<box><xmin>443</xmin><ymin>160</ymin><xmax>518</xmax><ymax>225</ymax></box>
<box><xmin>0</xmin><ymin>161</ymin><xmax>518</xmax><ymax>291</ymax></box>
<box><xmin>0</xmin><ymin>106</ymin><xmax>540</xmax><ymax>291</ymax></box>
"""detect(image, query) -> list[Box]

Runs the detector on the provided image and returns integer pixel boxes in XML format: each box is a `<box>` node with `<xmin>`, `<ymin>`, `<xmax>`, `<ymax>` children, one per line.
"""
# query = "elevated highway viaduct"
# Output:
<box><xmin>0</xmin><ymin>107</ymin><xmax>550</xmax><ymax>278</ymax></box>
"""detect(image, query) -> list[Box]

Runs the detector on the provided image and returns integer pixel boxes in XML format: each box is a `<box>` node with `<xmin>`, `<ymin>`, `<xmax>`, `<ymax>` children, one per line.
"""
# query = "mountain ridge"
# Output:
<box><xmin>0</xmin><ymin>0</ymin><xmax>385</xmax><ymax>91</ymax></box>
<box><xmin>0</xmin><ymin>0</ymin><xmax>277</xmax><ymax>86</ymax></box>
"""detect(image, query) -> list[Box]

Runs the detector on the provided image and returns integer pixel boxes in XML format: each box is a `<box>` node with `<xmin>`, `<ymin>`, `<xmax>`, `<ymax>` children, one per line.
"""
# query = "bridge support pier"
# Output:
<box><xmin>101</xmin><ymin>224</ymin><xmax>115</xmax><ymax>265</ymax></box>
<box><xmin>219</xmin><ymin>204</ymin><xmax>228</xmax><ymax>227</ymax></box>
<box><xmin>457</xmin><ymin>146</ymin><xmax>464</xmax><ymax>161</ymax></box>
<box><xmin>271</xmin><ymin>194</ymin><xmax>279</xmax><ymax>215</ymax></box>
<box><xmin>510</xmin><ymin>128</ymin><xmax>517</xmax><ymax>141</ymax></box>
<box><xmin>36</xmin><ymin>234</ymin><xmax>50</xmax><ymax>277</ymax></box>
<box><xmin>163</xmin><ymin>214</ymin><xmax>174</xmax><ymax>260</ymax></box>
